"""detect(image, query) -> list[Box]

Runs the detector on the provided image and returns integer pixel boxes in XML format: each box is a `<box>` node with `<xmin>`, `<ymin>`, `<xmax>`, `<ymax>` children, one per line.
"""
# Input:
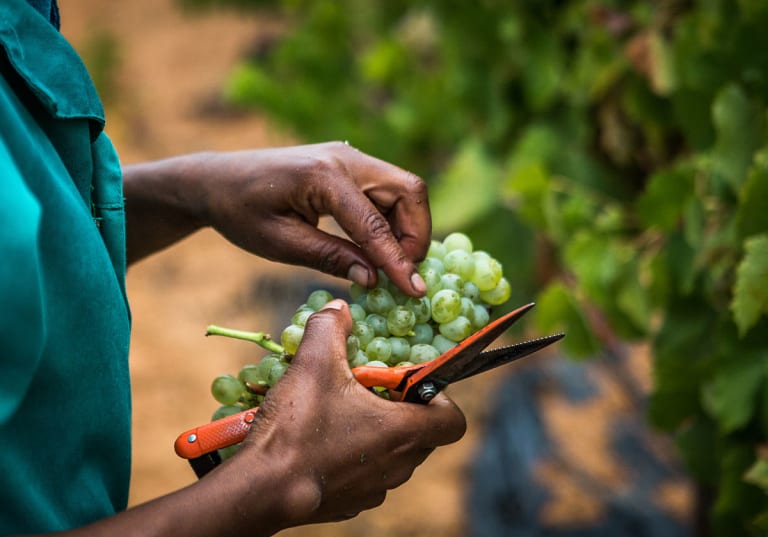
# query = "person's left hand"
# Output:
<box><xmin>124</xmin><ymin>142</ymin><xmax>429</xmax><ymax>296</ymax></box>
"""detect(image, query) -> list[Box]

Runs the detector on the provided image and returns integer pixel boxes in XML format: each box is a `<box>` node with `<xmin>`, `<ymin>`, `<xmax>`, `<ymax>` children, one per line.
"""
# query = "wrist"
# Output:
<box><xmin>123</xmin><ymin>152</ymin><xmax>219</xmax><ymax>263</ymax></box>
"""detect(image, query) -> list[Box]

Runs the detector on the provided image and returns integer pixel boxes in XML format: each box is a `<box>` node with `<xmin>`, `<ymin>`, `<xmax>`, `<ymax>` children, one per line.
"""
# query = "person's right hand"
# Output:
<box><xmin>222</xmin><ymin>299</ymin><xmax>467</xmax><ymax>532</ymax></box>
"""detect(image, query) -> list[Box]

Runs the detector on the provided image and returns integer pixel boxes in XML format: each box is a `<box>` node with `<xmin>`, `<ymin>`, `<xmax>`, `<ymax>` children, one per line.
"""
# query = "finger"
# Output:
<box><xmin>257</xmin><ymin>217</ymin><xmax>379</xmax><ymax>289</ymax></box>
<box><xmin>401</xmin><ymin>393</ymin><xmax>467</xmax><ymax>447</ymax></box>
<box><xmin>351</xmin><ymin>157</ymin><xmax>432</xmax><ymax>263</ymax></box>
<box><xmin>320</xmin><ymin>177</ymin><xmax>427</xmax><ymax>296</ymax></box>
<box><xmin>289</xmin><ymin>299</ymin><xmax>354</xmax><ymax>379</ymax></box>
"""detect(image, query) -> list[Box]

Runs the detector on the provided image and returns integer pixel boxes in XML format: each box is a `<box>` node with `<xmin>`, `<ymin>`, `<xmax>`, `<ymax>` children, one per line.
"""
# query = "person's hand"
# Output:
<box><xmin>219</xmin><ymin>299</ymin><xmax>466</xmax><ymax>532</ymax></box>
<box><xmin>123</xmin><ymin>142</ymin><xmax>430</xmax><ymax>296</ymax></box>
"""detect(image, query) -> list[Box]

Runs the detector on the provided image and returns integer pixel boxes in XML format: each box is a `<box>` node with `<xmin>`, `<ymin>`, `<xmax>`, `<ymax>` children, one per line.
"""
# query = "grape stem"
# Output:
<box><xmin>206</xmin><ymin>325</ymin><xmax>286</xmax><ymax>354</ymax></box>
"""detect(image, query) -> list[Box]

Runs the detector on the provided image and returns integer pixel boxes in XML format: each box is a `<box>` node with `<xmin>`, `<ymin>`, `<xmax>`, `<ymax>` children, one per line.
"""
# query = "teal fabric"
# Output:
<box><xmin>0</xmin><ymin>0</ymin><xmax>131</xmax><ymax>532</ymax></box>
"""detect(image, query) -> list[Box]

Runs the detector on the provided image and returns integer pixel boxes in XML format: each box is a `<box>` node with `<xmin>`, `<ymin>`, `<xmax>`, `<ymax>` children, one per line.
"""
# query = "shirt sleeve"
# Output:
<box><xmin>0</xmin><ymin>84</ymin><xmax>46</xmax><ymax>425</ymax></box>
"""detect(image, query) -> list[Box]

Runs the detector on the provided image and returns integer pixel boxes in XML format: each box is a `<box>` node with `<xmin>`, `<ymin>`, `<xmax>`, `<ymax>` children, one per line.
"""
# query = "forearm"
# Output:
<box><xmin>15</xmin><ymin>455</ymin><xmax>295</xmax><ymax>537</ymax></box>
<box><xmin>122</xmin><ymin>154</ymin><xmax>213</xmax><ymax>266</ymax></box>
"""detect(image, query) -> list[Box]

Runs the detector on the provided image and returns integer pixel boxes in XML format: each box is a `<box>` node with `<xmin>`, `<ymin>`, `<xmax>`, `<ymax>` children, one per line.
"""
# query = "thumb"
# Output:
<box><xmin>289</xmin><ymin>299</ymin><xmax>353</xmax><ymax>379</ymax></box>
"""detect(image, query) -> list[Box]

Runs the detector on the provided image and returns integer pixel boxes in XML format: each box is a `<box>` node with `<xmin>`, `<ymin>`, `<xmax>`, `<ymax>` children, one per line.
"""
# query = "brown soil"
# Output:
<box><xmin>60</xmin><ymin>2</ymin><xmax>693</xmax><ymax>536</ymax></box>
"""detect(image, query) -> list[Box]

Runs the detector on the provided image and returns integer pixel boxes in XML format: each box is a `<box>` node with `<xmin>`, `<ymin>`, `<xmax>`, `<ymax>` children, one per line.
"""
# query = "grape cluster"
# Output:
<box><xmin>208</xmin><ymin>232</ymin><xmax>510</xmax><ymax>420</ymax></box>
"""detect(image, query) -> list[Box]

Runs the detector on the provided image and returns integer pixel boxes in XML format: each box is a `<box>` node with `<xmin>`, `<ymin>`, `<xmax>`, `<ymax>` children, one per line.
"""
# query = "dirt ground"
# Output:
<box><xmin>60</xmin><ymin>2</ymin><xmax>694</xmax><ymax>535</ymax></box>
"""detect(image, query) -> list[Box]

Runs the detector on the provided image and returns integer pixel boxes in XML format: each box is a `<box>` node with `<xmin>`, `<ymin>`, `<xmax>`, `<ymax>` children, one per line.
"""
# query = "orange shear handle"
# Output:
<box><xmin>174</xmin><ymin>364</ymin><xmax>416</xmax><ymax>459</ymax></box>
<box><xmin>174</xmin><ymin>408</ymin><xmax>258</xmax><ymax>459</ymax></box>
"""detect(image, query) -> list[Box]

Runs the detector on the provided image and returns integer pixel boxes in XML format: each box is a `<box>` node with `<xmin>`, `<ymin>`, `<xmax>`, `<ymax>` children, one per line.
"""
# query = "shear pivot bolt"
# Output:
<box><xmin>417</xmin><ymin>382</ymin><xmax>438</xmax><ymax>402</ymax></box>
<box><xmin>187</xmin><ymin>434</ymin><xmax>197</xmax><ymax>443</ymax></box>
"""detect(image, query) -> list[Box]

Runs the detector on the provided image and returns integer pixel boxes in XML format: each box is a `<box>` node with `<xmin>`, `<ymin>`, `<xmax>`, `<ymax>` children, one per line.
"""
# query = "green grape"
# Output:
<box><xmin>432</xmin><ymin>334</ymin><xmax>458</xmax><ymax>354</ymax></box>
<box><xmin>258</xmin><ymin>355</ymin><xmax>282</xmax><ymax>382</ymax></box>
<box><xmin>291</xmin><ymin>308</ymin><xmax>313</xmax><ymax>327</ymax></box>
<box><xmin>420</xmin><ymin>267</ymin><xmax>443</xmax><ymax>298</ymax></box>
<box><xmin>354</xmin><ymin>293</ymin><xmax>369</xmax><ymax>311</ymax></box>
<box><xmin>387</xmin><ymin>305</ymin><xmax>416</xmax><ymax>337</ymax></box>
<box><xmin>462</xmin><ymin>281</ymin><xmax>480</xmax><ymax>301</ymax></box>
<box><xmin>419</xmin><ymin>257</ymin><xmax>446</xmax><ymax>276</ymax></box>
<box><xmin>431</xmin><ymin>289</ymin><xmax>462</xmax><ymax>323</ymax></box>
<box><xmin>307</xmin><ymin>289</ymin><xmax>334</xmax><ymax>311</ymax></box>
<box><xmin>408</xmin><ymin>323</ymin><xmax>434</xmax><ymax>345</ymax></box>
<box><xmin>410</xmin><ymin>344</ymin><xmax>440</xmax><ymax>364</ymax></box>
<box><xmin>439</xmin><ymin>273</ymin><xmax>464</xmax><ymax>294</ymax></box>
<box><xmin>367</xmin><ymin>288</ymin><xmax>396</xmax><ymax>314</ymax></box>
<box><xmin>395</xmin><ymin>361</ymin><xmax>415</xmax><ymax>368</ymax></box>
<box><xmin>470</xmin><ymin>304</ymin><xmax>490</xmax><ymax>329</ymax></box>
<box><xmin>366</xmin><ymin>313</ymin><xmax>389</xmax><ymax>337</ymax></box>
<box><xmin>471</xmin><ymin>256</ymin><xmax>503</xmax><ymax>291</ymax></box>
<box><xmin>267</xmin><ymin>361</ymin><xmax>288</xmax><ymax>387</ymax></box>
<box><xmin>366</xmin><ymin>337</ymin><xmax>392</xmax><ymax>362</ymax></box>
<box><xmin>388</xmin><ymin>285</ymin><xmax>409</xmax><ymax>306</ymax></box>
<box><xmin>479</xmin><ymin>277</ymin><xmax>511</xmax><ymax>306</ymax></box>
<box><xmin>211</xmin><ymin>374</ymin><xmax>245</xmax><ymax>406</ymax></box>
<box><xmin>346</xmin><ymin>335</ymin><xmax>360</xmax><ymax>356</ymax></box>
<box><xmin>439</xmin><ymin>316</ymin><xmax>473</xmax><ymax>342</ymax></box>
<box><xmin>349</xmin><ymin>349</ymin><xmax>369</xmax><ymax>367</ymax></box>
<box><xmin>212</xmin><ymin>404</ymin><xmax>243</xmax><ymax>421</ymax></box>
<box><xmin>349</xmin><ymin>303</ymin><xmax>367</xmax><ymax>322</ymax></box>
<box><xmin>443</xmin><ymin>249</ymin><xmax>475</xmax><ymax>280</ymax></box>
<box><xmin>366</xmin><ymin>360</ymin><xmax>389</xmax><ymax>368</ymax></box>
<box><xmin>352</xmin><ymin>320</ymin><xmax>374</xmax><ymax>349</ymax></box>
<box><xmin>460</xmin><ymin>296</ymin><xmax>474</xmax><ymax>318</ymax></box>
<box><xmin>349</xmin><ymin>283</ymin><xmax>367</xmax><ymax>301</ymax></box>
<box><xmin>405</xmin><ymin>296</ymin><xmax>431</xmax><ymax>324</ymax></box>
<box><xmin>388</xmin><ymin>337</ymin><xmax>411</xmax><ymax>364</ymax></box>
<box><xmin>238</xmin><ymin>364</ymin><xmax>264</xmax><ymax>385</ymax></box>
<box><xmin>427</xmin><ymin>240</ymin><xmax>447</xmax><ymax>259</ymax></box>
<box><xmin>443</xmin><ymin>232</ymin><xmax>473</xmax><ymax>253</ymax></box>
<box><xmin>281</xmin><ymin>324</ymin><xmax>304</xmax><ymax>355</ymax></box>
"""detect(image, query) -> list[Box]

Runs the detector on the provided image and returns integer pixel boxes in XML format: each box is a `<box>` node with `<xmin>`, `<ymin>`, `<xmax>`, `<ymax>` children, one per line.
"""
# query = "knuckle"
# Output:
<box><xmin>362</xmin><ymin>211</ymin><xmax>393</xmax><ymax>242</ymax></box>
<box><xmin>403</xmin><ymin>171</ymin><xmax>427</xmax><ymax>196</ymax></box>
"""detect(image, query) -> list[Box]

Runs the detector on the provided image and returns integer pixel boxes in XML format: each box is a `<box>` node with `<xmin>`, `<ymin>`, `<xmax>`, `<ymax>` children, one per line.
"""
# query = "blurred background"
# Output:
<box><xmin>62</xmin><ymin>0</ymin><xmax>768</xmax><ymax>535</ymax></box>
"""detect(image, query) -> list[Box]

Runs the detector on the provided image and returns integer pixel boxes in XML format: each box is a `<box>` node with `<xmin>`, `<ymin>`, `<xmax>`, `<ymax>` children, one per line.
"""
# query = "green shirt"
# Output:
<box><xmin>0</xmin><ymin>0</ymin><xmax>132</xmax><ymax>532</ymax></box>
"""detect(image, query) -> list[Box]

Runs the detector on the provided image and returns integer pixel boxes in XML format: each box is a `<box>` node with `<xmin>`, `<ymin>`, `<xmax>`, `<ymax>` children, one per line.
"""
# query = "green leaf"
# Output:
<box><xmin>648</xmin><ymin>295</ymin><xmax>718</xmax><ymax>431</ymax></box>
<box><xmin>534</xmin><ymin>281</ymin><xmax>599</xmax><ymax>358</ymax></box>
<box><xmin>636</xmin><ymin>164</ymin><xmax>696</xmax><ymax>231</ymax></box>
<box><xmin>753</xmin><ymin>511</ymin><xmax>768</xmax><ymax>533</ymax></box>
<box><xmin>744</xmin><ymin>458</ymin><xmax>768</xmax><ymax>494</ymax></box>
<box><xmin>711</xmin><ymin>84</ymin><xmax>766</xmax><ymax>192</ymax></box>
<box><xmin>712</xmin><ymin>445</ymin><xmax>765</xmax><ymax>533</ymax></box>
<box><xmin>702</xmin><ymin>353</ymin><xmax>767</xmax><ymax>433</ymax></box>
<box><xmin>648</xmin><ymin>31</ymin><xmax>677</xmax><ymax>95</ymax></box>
<box><xmin>676</xmin><ymin>418</ymin><xmax>719</xmax><ymax>486</ymax></box>
<box><xmin>731</xmin><ymin>234</ymin><xmax>768</xmax><ymax>336</ymax></box>
<box><xmin>431</xmin><ymin>139</ymin><xmax>499</xmax><ymax>233</ymax></box>
<box><xmin>736</xmin><ymin>149</ymin><xmax>768</xmax><ymax>239</ymax></box>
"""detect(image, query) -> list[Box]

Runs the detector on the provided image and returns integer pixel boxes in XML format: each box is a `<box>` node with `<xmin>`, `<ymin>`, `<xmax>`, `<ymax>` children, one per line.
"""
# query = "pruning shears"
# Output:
<box><xmin>175</xmin><ymin>302</ymin><xmax>564</xmax><ymax>478</ymax></box>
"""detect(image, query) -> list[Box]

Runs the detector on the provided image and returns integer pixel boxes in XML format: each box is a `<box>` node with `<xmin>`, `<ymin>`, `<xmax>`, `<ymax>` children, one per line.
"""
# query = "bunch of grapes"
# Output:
<box><xmin>207</xmin><ymin>232</ymin><xmax>510</xmax><ymax>422</ymax></box>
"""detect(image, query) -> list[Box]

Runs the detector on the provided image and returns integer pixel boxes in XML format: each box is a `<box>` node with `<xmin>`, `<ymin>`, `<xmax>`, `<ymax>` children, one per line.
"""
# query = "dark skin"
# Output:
<box><xmin>14</xmin><ymin>142</ymin><xmax>466</xmax><ymax>536</ymax></box>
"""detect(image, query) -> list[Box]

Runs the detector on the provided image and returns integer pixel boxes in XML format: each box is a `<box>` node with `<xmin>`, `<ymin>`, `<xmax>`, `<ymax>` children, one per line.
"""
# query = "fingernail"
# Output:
<box><xmin>347</xmin><ymin>263</ymin><xmax>370</xmax><ymax>288</ymax></box>
<box><xmin>410</xmin><ymin>272</ymin><xmax>427</xmax><ymax>295</ymax></box>
<box><xmin>321</xmin><ymin>299</ymin><xmax>344</xmax><ymax>311</ymax></box>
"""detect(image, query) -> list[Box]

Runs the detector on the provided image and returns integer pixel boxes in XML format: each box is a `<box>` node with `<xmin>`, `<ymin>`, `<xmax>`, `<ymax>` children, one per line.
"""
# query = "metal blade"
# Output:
<box><xmin>451</xmin><ymin>332</ymin><xmax>565</xmax><ymax>382</ymax></box>
<box><xmin>416</xmin><ymin>303</ymin><xmax>537</xmax><ymax>390</ymax></box>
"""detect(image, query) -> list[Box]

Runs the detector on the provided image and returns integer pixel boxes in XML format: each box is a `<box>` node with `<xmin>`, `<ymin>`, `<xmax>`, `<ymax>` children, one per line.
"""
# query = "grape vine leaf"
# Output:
<box><xmin>636</xmin><ymin>164</ymin><xmax>695</xmax><ymax>231</ymax></box>
<box><xmin>430</xmin><ymin>139</ymin><xmax>499</xmax><ymax>234</ymax></box>
<box><xmin>534</xmin><ymin>280</ymin><xmax>599</xmax><ymax>358</ymax></box>
<box><xmin>730</xmin><ymin>234</ymin><xmax>768</xmax><ymax>336</ymax></box>
<box><xmin>711</xmin><ymin>84</ymin><xmax>766</xmax><ymax>192</ymax></box>
<box><xmin>744</xmin><ymin>458</ymin><xmax>768</xmax><ymax>494</ymax></box>
<box><xmin>736</xmin><ymin>150</ymin><xmax>768</xmax><ymax>239</ymax></box>
<box><xmin>702</xmin><ymin>353</ymin><xmax>767</xmax><ymax>433</ymax></box>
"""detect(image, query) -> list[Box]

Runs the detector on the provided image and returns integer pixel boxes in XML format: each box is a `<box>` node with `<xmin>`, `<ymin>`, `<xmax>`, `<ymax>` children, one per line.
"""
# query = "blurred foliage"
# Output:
<box><xmin>180</xmin><ymin>0</ymin><xmax>768</xmax><ymax>532</ymax></box>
